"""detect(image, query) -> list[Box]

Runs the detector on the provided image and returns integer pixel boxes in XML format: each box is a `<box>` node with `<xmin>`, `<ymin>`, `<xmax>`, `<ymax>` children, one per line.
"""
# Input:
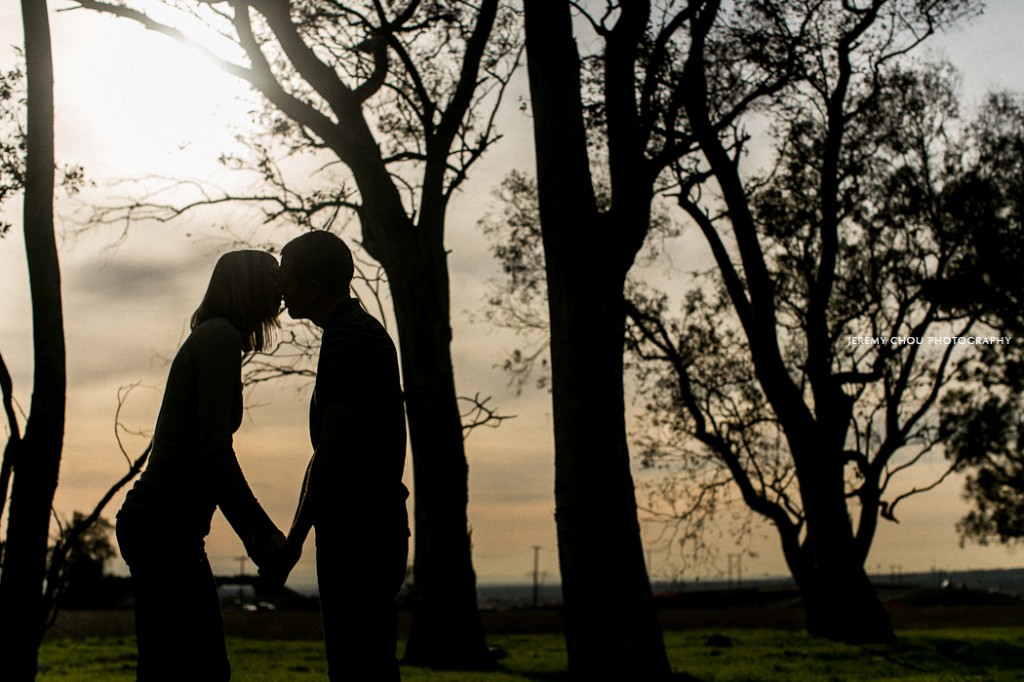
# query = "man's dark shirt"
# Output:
<box><xmin>310</xmin><ymin>298</ymin><xmax>409</xmax><ymax>538</ymax></box>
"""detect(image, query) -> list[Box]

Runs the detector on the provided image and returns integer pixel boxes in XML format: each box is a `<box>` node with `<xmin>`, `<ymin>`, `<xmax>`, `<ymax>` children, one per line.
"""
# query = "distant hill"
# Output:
<box><xmin>69</xmin><ymin>565</ymin><xmax>1024</xmax><ymax>611</ymax></box>
<box><xmin>475</xmin><ymin>566</ymin><xmax>1024</xmax><ymax>609</ymax></box>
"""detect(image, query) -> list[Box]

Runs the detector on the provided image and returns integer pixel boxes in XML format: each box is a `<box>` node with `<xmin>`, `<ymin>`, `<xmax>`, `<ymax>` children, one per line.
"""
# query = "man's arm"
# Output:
<box><xmin>262</xmin><ymin>401</ymin><xmax>359</xmax><ymax>588</ymax></box>
<box><xmin>287</xmin><ymin>401</ymin><xmax>359</xmax><ymax>545</ymax></box>
<box><xmin>286</xmin><ymin>455</ymin><xmax>318</xmax><ymax>548</ymax></box>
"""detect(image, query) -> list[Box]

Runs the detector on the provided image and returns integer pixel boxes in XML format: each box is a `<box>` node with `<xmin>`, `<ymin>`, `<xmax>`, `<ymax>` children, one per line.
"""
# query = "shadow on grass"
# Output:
<box><xmin>669</xmin><ymin>628</ymin><xmax>1024</xmax><ymax>682</ymax></box>
<box><xmin>872</xmin><ymin>630</ymin><xmax>1024</xmax><ymax>676</ymax></box>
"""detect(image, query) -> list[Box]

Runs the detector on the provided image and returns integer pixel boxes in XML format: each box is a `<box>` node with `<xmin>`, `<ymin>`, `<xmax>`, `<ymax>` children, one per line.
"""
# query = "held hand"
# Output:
<box><xmin>281</xmin><ymin>536</ymin><xmax>302</xmax><ymax>573</ymax></box>
<box><xmin>266</xmin><ymin>528</ymin><xmax>289</xmax><ymax>554</ymax></box>
<box><xmin>247</xmin><ymin>526</ymin><xmax>287</xmax><ymax>564</ymax></box>
<box><xmin>258</xmin><ymin>536</ymin><xmax>302</xmax><ymax>590</ymax></box>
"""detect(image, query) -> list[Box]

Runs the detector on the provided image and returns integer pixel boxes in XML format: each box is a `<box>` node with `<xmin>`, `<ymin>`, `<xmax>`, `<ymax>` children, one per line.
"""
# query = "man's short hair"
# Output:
<box><xmin>281</xmin><ymin>231</ymin><xmax>354</xmax><ymax>296</ymax></box>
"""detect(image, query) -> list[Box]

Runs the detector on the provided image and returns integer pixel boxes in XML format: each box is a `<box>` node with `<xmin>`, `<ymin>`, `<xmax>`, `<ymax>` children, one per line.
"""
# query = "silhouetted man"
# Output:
<box><xmin>272</xmin><ymin>231</ymin><xmax>409</xmax><ymax>681</ymax></box>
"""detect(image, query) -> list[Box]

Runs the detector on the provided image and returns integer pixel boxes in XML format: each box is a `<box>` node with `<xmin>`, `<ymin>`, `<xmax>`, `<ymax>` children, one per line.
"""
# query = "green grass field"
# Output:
<box><xmin>37</xmin><ymin>628</ymin><xmax>1024</xmax><ymax>681</ymax></box>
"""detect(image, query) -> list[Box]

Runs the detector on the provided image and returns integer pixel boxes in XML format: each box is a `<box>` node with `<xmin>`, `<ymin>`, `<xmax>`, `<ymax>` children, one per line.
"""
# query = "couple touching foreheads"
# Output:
<box><xmin>116</xmin><ymin>231</ymin><xmax>410</xmax><ymax>682</ymax></box>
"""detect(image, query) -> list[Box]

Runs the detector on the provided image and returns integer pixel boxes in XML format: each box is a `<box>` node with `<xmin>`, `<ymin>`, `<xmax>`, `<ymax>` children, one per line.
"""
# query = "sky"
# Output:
<box><xmin>1</xmin><ymin>1</ymin><xmax>1023</xmax><ymax>593</ymax></box>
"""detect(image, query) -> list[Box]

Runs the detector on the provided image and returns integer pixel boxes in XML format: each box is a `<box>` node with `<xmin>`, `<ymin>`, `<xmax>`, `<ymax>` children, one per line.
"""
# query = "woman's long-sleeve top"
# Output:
<box><xmin>118</xmin><ymin>317</ymin><xmax>278</xmax><ymax>562</ymax></box>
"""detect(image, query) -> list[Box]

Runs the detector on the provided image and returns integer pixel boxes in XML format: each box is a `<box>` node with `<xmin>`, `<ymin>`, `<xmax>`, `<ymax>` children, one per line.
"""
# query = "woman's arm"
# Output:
<box><xmin>197</xmin><ymin>320</ymin><xmax>285</xmax><ymax>566</ymax></box>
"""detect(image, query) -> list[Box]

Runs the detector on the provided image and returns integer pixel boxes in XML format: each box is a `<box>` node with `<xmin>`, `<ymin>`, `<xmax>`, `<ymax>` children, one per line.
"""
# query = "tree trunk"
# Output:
<box><xmin>383</xmin><ymin>229</ymin><xmax>492</xmax><ymax>668</ymax></box>
<box><xmin>789</xmin><ymin>449</ymin><xmax>894</xmax><ymax>643</ymax></box>
<box><xmin>548</xmin><ymin>262</ymin><xmax>671</xmax><ymax>679</ymax></box>
<box><xmin>525</xmin><ymin>1</ymin><xmax>671</xmax><ymax>677</ymax></box>
<box><xmin>0</xmin><ymin>0</ymin><xmax>66</xmax><ymax>679</ymax></box>
<box><xmin>345</xmin><ymin>102</ymin><xmax>492</xmax><ymax>664</ymax></box>
<box><xmin>797</xmin><ymin>560</ymin><xmax>893</xmax><ymax>643</ymax></box>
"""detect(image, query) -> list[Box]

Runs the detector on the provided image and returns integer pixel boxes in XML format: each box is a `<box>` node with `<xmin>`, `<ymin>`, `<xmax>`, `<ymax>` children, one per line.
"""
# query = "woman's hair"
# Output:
<box><xmin>191</xmin><ymin>250</ymin><xmax>280</xmax><ymax>352</ymax></box>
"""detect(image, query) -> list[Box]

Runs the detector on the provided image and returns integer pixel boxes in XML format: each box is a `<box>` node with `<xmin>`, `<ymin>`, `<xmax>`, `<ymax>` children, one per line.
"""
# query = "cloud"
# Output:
<box><xmin>67</xmin><ymin>245</ymin><xmax>211</xmax><ymax>304</ymax></box>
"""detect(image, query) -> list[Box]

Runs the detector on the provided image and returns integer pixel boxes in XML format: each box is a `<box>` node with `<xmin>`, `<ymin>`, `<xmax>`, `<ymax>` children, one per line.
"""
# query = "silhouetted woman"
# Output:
<box><xmin>116</xmin><ymin>250</ymin><xmax>286</xmax><ymax>681</ymax></box>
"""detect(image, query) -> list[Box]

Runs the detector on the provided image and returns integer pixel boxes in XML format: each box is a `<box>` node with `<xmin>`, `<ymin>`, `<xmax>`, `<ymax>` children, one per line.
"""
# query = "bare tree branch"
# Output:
<box><xmin>458</xmin><ymin>392</ymin><xmax>514</xmax><ymax>440</ymax></box>
<box><xmin>0</xmin><ymin>348</ymin><xmax>22</xmax><ymax>536</ymax></box>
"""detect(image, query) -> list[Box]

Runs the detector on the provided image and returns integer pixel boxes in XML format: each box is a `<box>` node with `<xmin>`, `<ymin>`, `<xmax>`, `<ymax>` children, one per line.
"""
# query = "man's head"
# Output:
<box><xmin>279</xmin><ymin>231</ymin><xmax>354</xmax><ymax>323</ymax></box>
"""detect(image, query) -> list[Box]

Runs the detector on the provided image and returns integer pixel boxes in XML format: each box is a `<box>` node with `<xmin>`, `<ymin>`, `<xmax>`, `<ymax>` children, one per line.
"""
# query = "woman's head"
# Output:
<box><xmin>191</xmin><ymin>250</ymin><xmax>281</xmax><ymax>352</ymax></box>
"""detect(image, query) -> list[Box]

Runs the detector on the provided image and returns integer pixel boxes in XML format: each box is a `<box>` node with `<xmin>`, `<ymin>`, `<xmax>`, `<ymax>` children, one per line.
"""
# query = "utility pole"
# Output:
<box><xmin>890</xmin><ymin>564</ymin><xmax>902</xmax><ymax>586</ymax></box>
<box><xmin>236</xmin><ymin>555</ymin><xmax>247</xmax><ymax>599</ymax></box>
<box><xmin>532</xmin><ymin>546</ymin><xmax>541</xmax><ymax>608</ymax></box>
<box><xmin>727</xmin><ymin>554</ymin><xmax>742</xmax><ymax>590</ymax></box>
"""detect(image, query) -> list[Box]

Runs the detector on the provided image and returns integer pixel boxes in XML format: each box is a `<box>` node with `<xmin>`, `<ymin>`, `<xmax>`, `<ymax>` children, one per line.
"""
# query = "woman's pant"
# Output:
<box><xmin>116</xmin><ymin>516</ymin><xmax>230</xmax><ymax>682</ymax></box>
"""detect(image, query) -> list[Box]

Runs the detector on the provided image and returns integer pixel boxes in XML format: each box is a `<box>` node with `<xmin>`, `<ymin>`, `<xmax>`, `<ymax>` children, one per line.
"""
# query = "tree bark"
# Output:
<box><xmin>335</xmin><ymin>118</ymin><xmax>490</xmax><ymax>663</ymax></box>
<box><xmin>247</xmin><ymin>5</ymin><xmax>496</xmax><ymax>663</ymax></box>
<box><xmin>547</xmin><ymin>261</ymin><xmax>671</xmax><ymax>679</ymax></box>
<box><xmin>796</xmin><ymin>559</ymin><xmax>893</xmax><ymax>644</ymax></box>
<box><xmin>382</xmin><ymin>226</ymin><xmax>491</xmax><ymax>668</ymax></box>
<box><xmin>678</xmin><ymin>2</ymin><xmax>896</xmax><ymax>644</ymax></box>
<box><xmin>524</xmin><ymin>1</ymin><xmax>671</xmax><ymax>677</ymax></box>
<box><xmin>790</xmin><ymin>447</ymin><xmax>894</xmax><ymax>643</ymax></box>
<box><xmin>0</xmin><ymin>0</ymin><xmax>66</xmax><ymax>678</ymax></box>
